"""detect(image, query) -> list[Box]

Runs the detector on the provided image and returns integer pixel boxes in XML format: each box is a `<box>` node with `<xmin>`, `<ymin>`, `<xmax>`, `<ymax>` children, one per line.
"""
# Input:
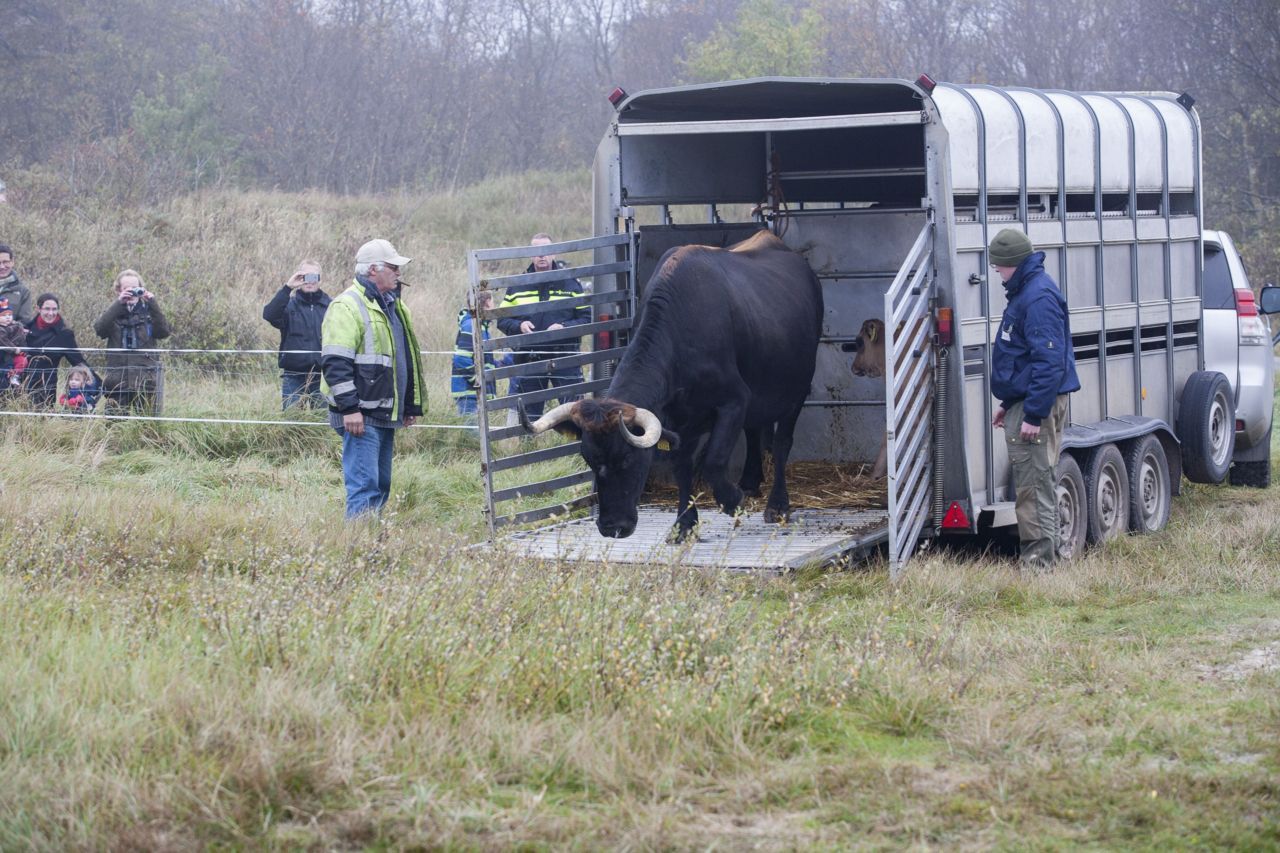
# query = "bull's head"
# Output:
<box><xmin>518</xmin><ymin>398</ymin><xmax>680</xmax><ymax>538</ymax></box>
<box><xmin>850</xmin><ymin>318</ymin><xmax>887</xmax><ymax>378</ymax></box>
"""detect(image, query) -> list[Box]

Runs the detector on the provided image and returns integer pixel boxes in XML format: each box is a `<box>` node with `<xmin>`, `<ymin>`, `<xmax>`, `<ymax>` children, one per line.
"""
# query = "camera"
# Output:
<box><xmin>129</xmin><ymin>287</ymin><xmax>146</xmax><ymax>298</ymax></box>
<box><xmin>303</xmin><ymin>273</ymin><xmax>321</xmax><ymax>284</ymax></box>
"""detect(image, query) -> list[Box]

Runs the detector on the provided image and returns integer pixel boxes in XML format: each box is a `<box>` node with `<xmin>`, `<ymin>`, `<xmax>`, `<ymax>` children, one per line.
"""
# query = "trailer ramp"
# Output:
<box><xmin>499</xmin><ymin>507</ymin><xmax>888</xmax><ymax>574</ymax></box>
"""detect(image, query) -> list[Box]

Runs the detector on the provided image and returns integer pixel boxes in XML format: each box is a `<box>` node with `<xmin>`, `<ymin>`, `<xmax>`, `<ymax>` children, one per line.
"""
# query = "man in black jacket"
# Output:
<box><xmin>263</xmin><ymin>260</ymin><xmax>331</xmax><ymax>408</ymax></box>
<box><xmin>496</xmin><ymin>234</ymin><xmax>589</xmax><ymax>418</ymax></box>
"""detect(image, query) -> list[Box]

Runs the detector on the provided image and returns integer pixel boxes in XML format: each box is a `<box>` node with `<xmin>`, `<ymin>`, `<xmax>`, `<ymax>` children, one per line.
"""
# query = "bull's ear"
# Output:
<box><xmin>554</xmin><ymin>421</ymin><xmax>583</xmax><ymax>440</ymax></box>
<box><xmin>656</xmin><ymin>429</ymin><xmax>680</xmax><ymax>453</ymax></box>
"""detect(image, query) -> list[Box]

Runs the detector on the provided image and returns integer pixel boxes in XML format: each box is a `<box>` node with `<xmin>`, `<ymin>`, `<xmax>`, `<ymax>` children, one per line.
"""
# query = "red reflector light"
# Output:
<box><xmin>1236</xmin><ymin>418</ymin><xmax>1245</xmax><ymax>431</ymax></box>
<box><xmin>942</xmin><ymin>501</ymin><xmax>970</xmax><ymax>529</ymax></box>
<box><xmin>596</xmin><ymin>314</ymin><xmax>612</xmax><ymax>350</ymax></box>
<box><xmin>915</xmin><ymin>73</ymin><xmax>937</xmax><ymax>93</ymax></box>
<box><xmin>1235</xmin><ymin>288</ymin><xmax>1258</xmax><ymax>317</ymax></box>
<box><xmin>936</xmin><ymin>307</ymin><xmax>953</xmax><ymax>347</ymax></box>
<box><xmin>607</xmin><ymin>87</ymin><xmax>627</xmax><ymax>107</ymax></box>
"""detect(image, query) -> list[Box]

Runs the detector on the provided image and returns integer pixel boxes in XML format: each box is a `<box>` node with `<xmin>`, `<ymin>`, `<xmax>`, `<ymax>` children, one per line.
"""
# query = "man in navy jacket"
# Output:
<box><xmin>989</xmin><ymin>229</ymin><xmax>1081</xmax><ymax>570</ymax></box>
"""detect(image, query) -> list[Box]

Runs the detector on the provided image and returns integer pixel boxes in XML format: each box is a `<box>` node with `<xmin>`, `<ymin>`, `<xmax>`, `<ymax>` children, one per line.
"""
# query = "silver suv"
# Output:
<box><xmin>1202</xmin><ymin>230</ymin><xmax>1277</xmax><ymax>487</ymax></box>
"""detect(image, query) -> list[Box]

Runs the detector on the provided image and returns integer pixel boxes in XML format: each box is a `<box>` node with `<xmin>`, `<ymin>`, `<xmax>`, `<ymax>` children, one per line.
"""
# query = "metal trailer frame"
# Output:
<box><xmin>468</xmin><ymin>77</ymin><xmax>1205</xmax><ymax>575</ymax></box>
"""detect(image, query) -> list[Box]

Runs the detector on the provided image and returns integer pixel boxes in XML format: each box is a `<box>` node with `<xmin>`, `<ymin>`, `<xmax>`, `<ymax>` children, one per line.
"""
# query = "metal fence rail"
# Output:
<box><xmin>466</xmin><ymin>233</ymin><xmax>636</xmax><ymax>536</ymax></box>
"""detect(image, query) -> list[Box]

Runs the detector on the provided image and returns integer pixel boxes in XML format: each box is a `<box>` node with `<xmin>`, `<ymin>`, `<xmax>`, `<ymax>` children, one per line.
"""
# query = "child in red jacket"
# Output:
<box><xmin>59</xmin><ymin>364</ymin><xmax>100</xmax><ymax>413</ymax></box>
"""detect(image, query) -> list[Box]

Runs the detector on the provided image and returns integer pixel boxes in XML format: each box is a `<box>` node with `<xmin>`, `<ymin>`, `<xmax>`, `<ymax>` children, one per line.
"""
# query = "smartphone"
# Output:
<box><xmin>303</xmin><ymin>273</ymin><xmax>321</xmax><ymax>284</ymax></box>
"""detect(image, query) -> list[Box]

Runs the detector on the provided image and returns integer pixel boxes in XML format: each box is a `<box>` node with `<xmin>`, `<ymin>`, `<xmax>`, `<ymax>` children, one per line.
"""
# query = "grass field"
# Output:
<box><xmin>0</xmin><ymin>178</ymin><xmax>1278</xmax><ymax>849</ymax></box>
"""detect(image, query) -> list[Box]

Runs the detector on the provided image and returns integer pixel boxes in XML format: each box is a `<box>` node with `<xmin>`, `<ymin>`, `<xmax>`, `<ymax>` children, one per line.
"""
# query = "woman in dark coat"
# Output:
<box><xmin>24</xmin><ymin>293</ymin><xmax>91</xmax><ymax>408</ymax></box>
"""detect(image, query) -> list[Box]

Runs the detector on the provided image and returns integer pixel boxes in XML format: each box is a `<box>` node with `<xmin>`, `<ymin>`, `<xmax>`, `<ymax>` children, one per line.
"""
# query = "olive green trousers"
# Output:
<box><xmin>1005</xmin><ymin>395</ymin><xmax>1070</xmax><ymax>570</ymax></box>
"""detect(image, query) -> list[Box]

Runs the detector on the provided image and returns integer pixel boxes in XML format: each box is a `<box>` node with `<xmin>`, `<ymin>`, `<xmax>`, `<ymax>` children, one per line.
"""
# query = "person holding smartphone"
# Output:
<box><xmin>263</xmin><ymin>259</ymin><xmax>330</xmax><ymax>409</ymax></box>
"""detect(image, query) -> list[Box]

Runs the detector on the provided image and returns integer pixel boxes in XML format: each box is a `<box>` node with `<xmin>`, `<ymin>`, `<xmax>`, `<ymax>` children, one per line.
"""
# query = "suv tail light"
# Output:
<box><xmin>1236</xmin><ymin>289</ymin><xmax>1269</xmax><ymax>345</ymax></box>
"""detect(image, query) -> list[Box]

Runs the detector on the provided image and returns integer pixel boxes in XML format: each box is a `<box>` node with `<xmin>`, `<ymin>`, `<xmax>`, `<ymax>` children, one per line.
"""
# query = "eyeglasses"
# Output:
<box><xmin>382</xmin><ymin>263</ymin><xmax>400</xmax><ymax>273</ymax></box>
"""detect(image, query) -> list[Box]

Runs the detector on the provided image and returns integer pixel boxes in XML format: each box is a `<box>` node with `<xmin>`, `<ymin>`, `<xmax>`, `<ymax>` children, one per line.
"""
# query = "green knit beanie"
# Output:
<box><xmin>988</xmin><ymin>228</ymin><xmax>1034</xmax><ymax>267</ymax></box>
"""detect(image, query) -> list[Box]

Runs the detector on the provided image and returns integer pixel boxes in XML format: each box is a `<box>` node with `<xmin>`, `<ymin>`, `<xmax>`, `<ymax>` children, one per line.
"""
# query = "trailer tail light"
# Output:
<box><xmin>1236</xmin><ymin>289</ymin><xmax>1269</xmax><ymax>345</ymax></box>
<box><xmin>936</xmin><ymin>307</ymin><xmax>953</xmax><ymax>347</ymax></box>
<box><xmin>596</xmin><ymin>314</ymin><xmax>612</xmax><ymax>350</ymax></box>
<box><xmin>941</xmin><ymin>501</ymin><xmax>970</xmax><ymax>530</ymax></box>
<box><xmin>607</xmin><ymin>87</ymin><xmax>627</xmax><ymax>108</ymax></box>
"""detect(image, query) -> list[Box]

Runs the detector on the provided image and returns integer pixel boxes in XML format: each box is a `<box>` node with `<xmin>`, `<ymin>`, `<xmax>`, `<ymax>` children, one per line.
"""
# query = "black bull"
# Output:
<box><xmin>519</xmin><ymin>230</ymin><xmax>823</xmax><ymax>539</ymax></box>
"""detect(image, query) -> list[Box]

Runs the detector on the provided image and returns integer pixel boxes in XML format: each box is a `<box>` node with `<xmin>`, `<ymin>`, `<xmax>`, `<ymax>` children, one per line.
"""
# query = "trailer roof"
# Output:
<box><xmin>614</xmin><ymin>77</ymin><xmax>1199</xmax><ymax>196</ymax></box>
<box><xmin>616</xmin><ymin>77</ymin><xmax>924</xmax><ymax>123</ymax></box>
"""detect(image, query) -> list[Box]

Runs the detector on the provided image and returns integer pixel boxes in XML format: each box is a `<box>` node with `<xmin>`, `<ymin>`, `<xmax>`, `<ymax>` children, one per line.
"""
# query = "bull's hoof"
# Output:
<box><xmin>716</xmin><ymin>485</ymin><xmax>744</xmax><ymax>517</ymax></box>
<box><xmin>668</xmin><ymin>523</ymin><xmax>696</xmax><ymax>544</ymax></box>
<box><xmin>763</xmin><ymin>506</ymin><xmax>791</xmax><ymax>524</ymax></box>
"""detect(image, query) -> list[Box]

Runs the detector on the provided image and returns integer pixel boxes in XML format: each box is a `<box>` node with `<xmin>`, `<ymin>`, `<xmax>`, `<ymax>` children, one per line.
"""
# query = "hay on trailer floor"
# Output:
<box><xmin>643</xmin><ymin>459</ymin><xmax>888</xmax><ymax>511</ymax></box>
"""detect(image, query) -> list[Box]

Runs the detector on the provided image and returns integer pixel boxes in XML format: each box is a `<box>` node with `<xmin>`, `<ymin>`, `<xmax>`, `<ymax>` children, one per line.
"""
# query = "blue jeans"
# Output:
<box><xmin>282</xmin><ymin>371</ymin><xmax>323</xmax><ymax>409</ymax></box>
<box><xmin>341</xmin><ymin>424</ymin><xmax>396</xmax><ymax>519</ymax></box>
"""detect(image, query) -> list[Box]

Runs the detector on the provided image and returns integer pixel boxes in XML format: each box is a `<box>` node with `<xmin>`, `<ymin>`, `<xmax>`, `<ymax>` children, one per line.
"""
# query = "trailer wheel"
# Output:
<box><xmin>1055</xmin><ymin>453</ymin><xmax>1087</xmax><ymax>561</ymax></box>
<box><xmin>1178</xmin><ymin>371</ymin><xmax>1235</xmax><ymax>484</ymax></box>
<box><xmin>1083</xmin><ymin>443</ymin><xmax>1128</xmax><ymax>544</ymax></box>
<box><xmin>1125</xmin><ymin>434</ymin><xmax>1171</xmax><ymax>534</ymax></box>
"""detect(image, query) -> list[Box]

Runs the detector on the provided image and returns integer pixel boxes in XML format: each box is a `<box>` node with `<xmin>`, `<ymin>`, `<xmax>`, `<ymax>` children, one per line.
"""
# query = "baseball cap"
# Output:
<box><xmin>356</xmin><ymin>238</ymin><xmax>412</xmax><ymax>269</ymax></box>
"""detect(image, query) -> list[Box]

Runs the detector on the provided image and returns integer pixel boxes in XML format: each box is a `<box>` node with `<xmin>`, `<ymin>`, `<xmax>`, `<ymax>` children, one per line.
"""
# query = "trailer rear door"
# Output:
<box><xmin>884</xmin><ymin>222</ymin><xmax>937</xmax><ymax>577</ymax></box>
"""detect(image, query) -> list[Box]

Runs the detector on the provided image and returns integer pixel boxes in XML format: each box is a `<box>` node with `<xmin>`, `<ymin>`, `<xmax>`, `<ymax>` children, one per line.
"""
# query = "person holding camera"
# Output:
<box><xmin>94</xmin><ymin>269</ymin><xmax>171</xmax><ymax>415</ymax></box>
<box><xmin>263</xmin><ymin>260</ymin><xmax>330</xmax><ymax>409</ymax></box>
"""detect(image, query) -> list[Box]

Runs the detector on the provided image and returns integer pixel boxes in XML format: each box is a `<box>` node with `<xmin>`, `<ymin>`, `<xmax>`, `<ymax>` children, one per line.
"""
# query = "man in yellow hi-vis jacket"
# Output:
<box><xmin>321</xmin><ymin>238</ymin><xmax>426</xmax><ymax>518</ymax></box>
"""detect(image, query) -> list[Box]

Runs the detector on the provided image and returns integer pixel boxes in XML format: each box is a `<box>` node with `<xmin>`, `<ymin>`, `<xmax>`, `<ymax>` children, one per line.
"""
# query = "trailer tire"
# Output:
<box><xmin>1055</xmin><ymin>453</ymin><xmax>1087</xmax><ymax>561</ymax></box>
<box><xmin>1178</xmin><ymin>371</ymin><xmax>1235</xmax><ymax>484</ymax></box>
<box><xmin>1125</xmin><ymin>434</ymin><xmax>1171</xmax><ymax>534</ymax></box>
<box><xmin>1083</xmin><ymin>443</ymin><xmax>1128</xmax><ymax>545</ymax></box>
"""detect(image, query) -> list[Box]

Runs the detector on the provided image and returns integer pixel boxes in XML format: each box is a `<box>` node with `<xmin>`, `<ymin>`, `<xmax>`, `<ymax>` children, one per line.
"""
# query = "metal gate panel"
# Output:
<box><xmin>466</xmin><ymin>233</ymin><xmax>636</xmax><ymax>536</ymax></box>
<box><xmin>884</xmin><ymin>222</ymin><xmax>936</xmax><ymax>578</ymax></box>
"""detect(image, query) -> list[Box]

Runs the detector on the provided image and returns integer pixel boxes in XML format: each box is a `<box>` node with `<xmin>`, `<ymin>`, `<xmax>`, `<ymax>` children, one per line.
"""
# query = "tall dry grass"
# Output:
<box><xmin>0</xmin><ymin>177</ymin><xmax>1277</xmax><ymax>848</ymax></box>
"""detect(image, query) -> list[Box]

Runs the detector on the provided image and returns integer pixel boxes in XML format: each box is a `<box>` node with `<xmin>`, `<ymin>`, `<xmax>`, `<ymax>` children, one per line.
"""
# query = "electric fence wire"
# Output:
<box><xmin>0</xmin><ymin>344</ymin><xmax>567</xmax><ymax>430</ymax></box>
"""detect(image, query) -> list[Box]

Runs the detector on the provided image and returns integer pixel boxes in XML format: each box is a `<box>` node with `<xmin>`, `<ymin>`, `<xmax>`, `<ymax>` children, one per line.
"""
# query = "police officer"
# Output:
<box><xmin>496</xmin><ymin>233</ymin><xmax>589</xmax><ymax>418</ymax></box>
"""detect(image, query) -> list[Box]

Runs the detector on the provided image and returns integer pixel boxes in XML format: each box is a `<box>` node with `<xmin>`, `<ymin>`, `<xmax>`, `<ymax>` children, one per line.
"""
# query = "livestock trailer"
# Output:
<box><xmin>467</xmin><ymin>76</ymin><xmax>1251</xmax><ymax>576</ymax></box>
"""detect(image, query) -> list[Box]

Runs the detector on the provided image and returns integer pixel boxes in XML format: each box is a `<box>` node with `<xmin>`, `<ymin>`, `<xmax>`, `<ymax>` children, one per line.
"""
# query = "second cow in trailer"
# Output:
<box><xmin>519</xmin><ymin>230</ymin><xmax>823</xmax><ymax>540</ymax></box>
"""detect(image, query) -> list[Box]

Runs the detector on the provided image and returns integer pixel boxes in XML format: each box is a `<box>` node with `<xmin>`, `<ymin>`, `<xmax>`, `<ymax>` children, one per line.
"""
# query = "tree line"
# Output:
<box><xmin>2</xmin><ymin>0</ymin><xmax>1277</xmax><ymax>280</ymax></box>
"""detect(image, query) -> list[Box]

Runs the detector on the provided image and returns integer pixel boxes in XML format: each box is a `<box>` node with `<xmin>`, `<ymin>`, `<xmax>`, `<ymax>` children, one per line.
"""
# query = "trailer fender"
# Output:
<box><xmin>1061</xmin><ymin>418</ymin><xmax>1182</xmax><ymax>496</ymax></box>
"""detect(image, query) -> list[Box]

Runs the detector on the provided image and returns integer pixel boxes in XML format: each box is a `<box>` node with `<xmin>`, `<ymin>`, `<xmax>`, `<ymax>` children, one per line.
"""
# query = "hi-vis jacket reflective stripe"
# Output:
<box><xmin>495</xmin><ymin>260</ymin><xmax>589</xmax><ymax>361</ymax></box>
<box><xmin>320</xmin><ymin>279</ymin><xmax>426</xmax><ymax>420</ymax></box>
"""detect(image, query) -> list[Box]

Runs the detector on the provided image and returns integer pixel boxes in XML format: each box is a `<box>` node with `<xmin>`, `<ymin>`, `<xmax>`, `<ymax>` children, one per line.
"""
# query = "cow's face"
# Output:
<box><xmin>518</xmin><ymin>398</ymin><xmax>678</xmax><ymax>538</ymax></box>
<box><xmin>580</xmin><ymin>424</ymin><xmax>653</xmax><ymax>538</ymax></box>
<box><xmin>851</xmin><ymin>318</ymin><xmax>887</xmax><ymax>378</ymax></box>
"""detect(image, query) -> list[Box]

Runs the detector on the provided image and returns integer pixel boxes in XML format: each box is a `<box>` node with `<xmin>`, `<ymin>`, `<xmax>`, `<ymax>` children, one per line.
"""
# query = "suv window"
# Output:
<box><xmin>1203</xmin><ymin>244</ymin><xmax>1235</xmax><ymax>310</ymax></box>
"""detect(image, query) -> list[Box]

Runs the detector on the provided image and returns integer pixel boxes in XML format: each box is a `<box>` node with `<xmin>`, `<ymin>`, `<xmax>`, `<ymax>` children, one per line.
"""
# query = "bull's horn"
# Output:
<box><xmin>620</xmin><ymin>407</ymin><xmax>663</xmax><ymax>448</ymax></box>
<box><xmin>525</xmin><ymin>400</ymin><xmax>578</xmax><ymax>434</ymax></box>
